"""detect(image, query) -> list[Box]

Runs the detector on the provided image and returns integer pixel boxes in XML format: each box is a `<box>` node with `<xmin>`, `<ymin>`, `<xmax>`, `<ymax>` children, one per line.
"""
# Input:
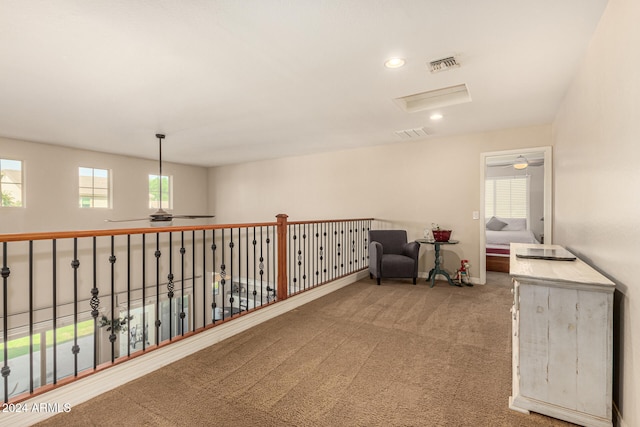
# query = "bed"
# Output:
<box><xmin>485</xmin><ymin>217</ymin><xmax>539</xmax><ymax>273</ymax></box>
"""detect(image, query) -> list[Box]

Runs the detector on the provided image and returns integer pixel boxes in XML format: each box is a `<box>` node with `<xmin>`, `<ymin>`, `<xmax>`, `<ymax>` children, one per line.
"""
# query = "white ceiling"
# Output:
<box><xmin>0</xmin><ymin>0</ymin><xmax>608</xmax><ymax>167</ymax></box>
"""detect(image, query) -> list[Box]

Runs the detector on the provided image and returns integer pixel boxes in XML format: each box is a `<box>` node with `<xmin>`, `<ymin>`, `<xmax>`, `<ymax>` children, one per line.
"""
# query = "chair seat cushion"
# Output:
<box><xmin>381</xmin><ymin>254</ymin><xmax>415</xmax><ymax>278</ymax></box>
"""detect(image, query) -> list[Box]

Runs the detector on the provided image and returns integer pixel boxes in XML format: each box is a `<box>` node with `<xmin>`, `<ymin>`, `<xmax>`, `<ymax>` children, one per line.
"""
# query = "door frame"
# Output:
<box><xmin>479</xmin><ymin>146</ymin><xmax>552</xmax><ymax>284</ymax></box>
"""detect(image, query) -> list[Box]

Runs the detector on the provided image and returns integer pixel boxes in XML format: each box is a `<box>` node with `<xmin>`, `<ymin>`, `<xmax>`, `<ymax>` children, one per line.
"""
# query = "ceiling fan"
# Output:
<box><xmin>106</xmin><ymin>134</ymin><xmax>215</xmax><ymax>224</ymax></box>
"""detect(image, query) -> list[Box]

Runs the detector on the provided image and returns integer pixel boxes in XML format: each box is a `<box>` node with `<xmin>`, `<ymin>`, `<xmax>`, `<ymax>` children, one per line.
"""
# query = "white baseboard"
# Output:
<box><xmin>3</xmin><ymin>270</ymin><xmax>369</xmax><ymax>427</ymax></box>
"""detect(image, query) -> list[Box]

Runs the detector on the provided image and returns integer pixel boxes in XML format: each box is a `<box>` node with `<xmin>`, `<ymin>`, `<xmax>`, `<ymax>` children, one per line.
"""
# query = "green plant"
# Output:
<box><xmin>98</xmin><ymin>314</ymin><xmax>133</xmax><ymax>334</ymax></box>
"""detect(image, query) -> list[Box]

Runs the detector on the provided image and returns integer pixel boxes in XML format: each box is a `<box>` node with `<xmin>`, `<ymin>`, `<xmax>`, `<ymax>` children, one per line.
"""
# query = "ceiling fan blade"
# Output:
<box><xmin>169</xmin><ymin>214</ymin><xmax>216</xmax><ymax>219</ymax></box>
<box><xmin>105</xmin><ymin>218</ymin><xmax>151</xmax><ymax>223</ymax></box>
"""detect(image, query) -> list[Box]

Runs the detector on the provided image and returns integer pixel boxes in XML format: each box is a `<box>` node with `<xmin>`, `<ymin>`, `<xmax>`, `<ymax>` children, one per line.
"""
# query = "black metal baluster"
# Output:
<box><xmin>1</xmin><ymin>242</ymin><xmax>11</xmax><ymax>403</ymax></box>
<box><xmin>154</xmin><ymin>233</ymin><xmax>161</xmax><ymax>346</ymax></box>
<box><xmin>292</xmin><ymin>224</ymin><xmax>298</xmax><ymax>294</ymax></box>
<box><xmin>28</xmin><ymin>241</ymin><xmax>34</xmax><ymax>393</ymax></box>
<box><xmin>205</xmin><ymin>229</ymin><xmax>209</xmax><ymax>327</ymax></box>
<box><xmin>220</xmin><ymin>229</ymin><xmax>226</xmax><ymax>320</ymax></box>
<box><xmin>265</xmin><ymin>227</ymin><xmax>274</xmax><ymax>301</ymax></box>
<box><xmin>211</xmin><ymin>229</ymin><xmax>216</xmax><ymax>324</ymax></box>
<box><xmin>252</xmin><ymin>227</ymin><xmax>257</xmax><ymax>310</ymax></box>
<box><xmin>126</xmin><ymin>234</ymin><xmax>131</xmax><ymax>356</ymax></box>
<box><xmin>340</xmin><ymin>222</ymin><xmax>345</xmax><ymax>275</ymax></box>
<box><xmin>258</xmin><ymin>227</ymin><xmax>262</xmax><ymax>305</ymax></box>
<box><xmin>302</xmin><ymin>224</ymin><xmax>307</xmax><ymax>290</ymax></box>
<box><xmin>142</xmin><ymin>234</ymin><xmax>147</xmax><ymax>351</ymax></box>
<box><xmin>71</xmin><ymin>238</ymin><xmax>80</xmax><ymax>375</ymax></box>
<box><xmin>52</xmin><ymin>239</ymin><xmax>57</xmax><ymax>384</ymax></box>
<box><xmin>167</xmin><ymin>232</ymin><xmax>174</xmax><ymax>341</ymax></box>
<box><xmin>180</xmin><ymin>232</ymin><xmax>186</xmax><ymax>336</ymax></box>
<box><xmin>109</xmin><ymin>236</ymin><xmax>116</xmax><ymax>362</ymax></box>
<box><xmin>90</xmin><ymin>237</ymin><xmax>99</xmax><ymax>368</ymax></box>
<box><xmin>229</xmin><ymin>229</ymin><xmax>235</xmax><ymax>315</ymax></box>
<box><xmin>192</xmin><ymin>230</ymin><xmax>196</xmax><ymax>331</ymax></box>
<box><xmin>246</xmin><ymin>227</ymin><xmax>250</xmax><ymax>310</ymax></box>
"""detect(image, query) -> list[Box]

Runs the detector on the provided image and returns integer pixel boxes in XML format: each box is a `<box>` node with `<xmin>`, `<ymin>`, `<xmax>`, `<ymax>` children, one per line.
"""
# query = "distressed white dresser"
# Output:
<box><xmin>509</xmin><ymin>243</ymin><xmax>615</xmax><ymax>427</ymax></box>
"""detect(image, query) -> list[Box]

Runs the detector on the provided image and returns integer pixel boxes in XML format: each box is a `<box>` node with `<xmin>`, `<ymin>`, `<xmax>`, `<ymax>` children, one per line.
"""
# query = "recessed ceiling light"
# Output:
<box><xmin>385</xmin><ymin>57</ymin><xmax>405</xmax><ymax>68</ymax></box>
<box><xmin>430</xmin><ymin>113</ymin><xmax>443</xmax><ymax>121</ymax></box>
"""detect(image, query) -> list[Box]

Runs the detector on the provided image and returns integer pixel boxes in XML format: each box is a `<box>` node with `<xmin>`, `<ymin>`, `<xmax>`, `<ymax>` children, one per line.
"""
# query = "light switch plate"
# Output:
<box><xmin>472</xmin><ymin>211</ymin><xmax>479</xmax><ymax>220</ymax></box>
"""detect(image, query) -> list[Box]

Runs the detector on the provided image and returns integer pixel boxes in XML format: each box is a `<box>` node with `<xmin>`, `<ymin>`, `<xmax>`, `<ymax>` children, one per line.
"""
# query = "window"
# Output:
<box><xmin>79</xmin><ymin>167</ymin><xmax>110</xmax><ymax>208</ymax></box>
<box><xmin>0</xmin><ymin>158</ymin><xmax>23</xmax><ymax>207</ymax></box>
<box><xmin>485</xmin><ymin>176</ymin><xmax>529</xmax><ymax>219</ymax></box>
<box><xmin>148</xmin><ymin>174</ymin><xmax>172</xmax><ymax>209</ymax></box>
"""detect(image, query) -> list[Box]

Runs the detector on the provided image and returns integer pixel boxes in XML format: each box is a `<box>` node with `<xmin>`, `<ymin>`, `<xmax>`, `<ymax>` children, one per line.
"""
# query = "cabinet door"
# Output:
<box><xmin>518</xmin><ymin>283</ymin><xmax>611</xmax><ymax>419</ymax></box>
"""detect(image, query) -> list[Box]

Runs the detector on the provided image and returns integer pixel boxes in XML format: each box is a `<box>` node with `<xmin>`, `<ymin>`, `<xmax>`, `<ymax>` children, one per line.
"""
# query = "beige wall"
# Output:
<box><xmin>553</xmin><ymin>0</ymin><xmax>639</xmax><ymax>425</ymax></box>
<box><xmin>0</xmin><ymin>137</ymin><xmax>210</xmax><ymax>233</ymax></box>
<box><xmin>209</xmin><ymin>124</ymin><xmax>552</xmax><ymax>282</ymax></box>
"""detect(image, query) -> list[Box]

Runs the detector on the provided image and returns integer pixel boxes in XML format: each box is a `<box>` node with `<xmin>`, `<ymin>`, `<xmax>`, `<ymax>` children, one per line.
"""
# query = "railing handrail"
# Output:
<box><xmin>0</xmin><ymin>217</ymin><xmax>375</xmax><ymax>243</ymax></box>
<box><xmin>0</xmin><ymin>221</ymin><xmax>279</xmax><ymax>243</ymax></box>
<box><xmin>288</xmin><ymin>217</ymin><xmax>374</xmax><ymax>226</ymax></box>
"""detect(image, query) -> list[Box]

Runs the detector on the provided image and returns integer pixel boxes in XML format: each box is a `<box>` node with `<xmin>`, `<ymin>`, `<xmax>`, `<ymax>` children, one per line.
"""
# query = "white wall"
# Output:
<box><xmin>553</xmin><ymin>0</ymin><xmax>639</xmax><ymax>425</ymax></box>
<box><xmin>209</xmin><ymin>124</ymin><xmax>552</xmax><ymax>282</ymax></box>
<box><xmin>0</xmin><ymin>136</ymin><xmax>210</xmax><ymax>233</ymax></box>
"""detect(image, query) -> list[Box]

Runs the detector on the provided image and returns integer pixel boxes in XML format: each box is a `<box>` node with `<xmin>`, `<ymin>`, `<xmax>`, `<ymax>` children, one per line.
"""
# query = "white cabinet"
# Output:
<box><xmin>509</xmin><ymin>243</ymin><xmax>615</xmax><ymax>427</ymax></box>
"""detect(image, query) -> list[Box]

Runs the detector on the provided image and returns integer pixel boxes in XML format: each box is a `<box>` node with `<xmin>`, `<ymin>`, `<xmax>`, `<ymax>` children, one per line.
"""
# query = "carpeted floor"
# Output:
<box><xmin>35</xmin><ymin>273</ymin><xmax>574</xmax><ymax>426</ymax></box>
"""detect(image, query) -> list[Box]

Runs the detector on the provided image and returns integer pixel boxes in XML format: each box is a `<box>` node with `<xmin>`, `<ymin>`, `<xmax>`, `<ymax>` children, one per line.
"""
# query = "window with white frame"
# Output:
<box><xmin>148</xmin><ymin>174</ymin><xmax>172</xmax><ymax>209</ymax></box>
<box><xmin>485</xmin><ymin>176</ymin><xmax>529</xmax><ymax>219</ymax></box>
<box><xmin>0</xmin><ymin>158</ymin><xmax>24</xmax><ymax>207</ymax></box>
<box><xmin>79</xmin><ymin>167</ymin><xmax>111</xmax><ymax>208</ymax></box>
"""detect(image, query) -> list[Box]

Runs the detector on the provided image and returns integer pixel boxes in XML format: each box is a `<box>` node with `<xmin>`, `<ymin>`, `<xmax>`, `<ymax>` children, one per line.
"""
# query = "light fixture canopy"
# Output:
<box><xmin>430</xmin><ymin>113</ymin><xmax>443</xmax><ymax>121</ymax></box>
<box><xmin>513</xmin><ymin>155</ymin><xmax>529</xmax><ymax>170</ymax></box>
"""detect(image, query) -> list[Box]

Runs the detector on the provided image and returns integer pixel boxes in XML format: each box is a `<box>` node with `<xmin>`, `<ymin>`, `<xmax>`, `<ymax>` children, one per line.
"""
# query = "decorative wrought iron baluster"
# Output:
<box><xmin>265</xmin><ymin>229</ymin><xmax>274</xmax><ymax>301</ymax></box>
<box><xmin>180</xmin><ymin>232</ymin><xmax>186</xmax><ymax>336</ymax></box>
<box><xmin>211</xmin><ymin>230</ymin><xmax>219</xmax><ymax>322</ymax></box>
<box><xmin>91</xmin><ymin>237</ymin><xmax>99</xmax><ymax>367</ymax></box>
<box><xmin>259</xmin><ymin>227</ymin><xmax>264</xmax><ymax>304</ymax></box>
<box><xmin>220</xmin><ymin>229</ymin><xmax>227</xmax><ymax>320</ymax></box>
<box><xmin>52</xmin><ymin>239</ymin><xmax>57</xmax><ymax>384</ymax></box>
<box><xmin>167</xmin><ymin>232</ymin><xmax>174</xmax><ymax>341</ymax></box>
<box><xmin>228</xmin><ymin>229</ymin><xmax>235</xmax><ymax>315</ymax></box>
<box><xmin>126</xmin><ymin>234</ymin><xmax>131</xmax><ymax>356</ymax></box>
<box><xmin>155</xmin><ymin>233</ymin><xmax>161</xmax><ymax>346</ymax></box>
<box><xmin>206</xmin><ymin>229</ymin><xmax>210</xmax><ymax>327</ymax></box>
<box><xmin>28</xmin><ymin>241</ymin><xmax>34</xmax><ymax>392</ymax></box>
<box><xmin>142</xmin><ymin>234</ymin><xmax>147</xmax><ymax>351</ymax></box>
<box><xmin>2</xmin><ymin>242</ymin><xmax>11</xmax><ymax>403</ymax></box>
<box><xmin>252</xmin><ymin>227</ymin><xmax>257</xmax><ymax>310</ymax></box>
<box><xmin>302</xmin><ymin>225</ymin><xmax>307</xmax><ymax>290</ymax></box>
<box><xmin>187</xmin><ymin>230</ymin><xmax>196</xmax><ymax>331</ymax></box>
<box><xmin>109</xmin><ymin>236</ymin><xmax>117</xmax><ymax>362</ymax></box>
<box><xmin>71</xmin><ymin>238</ymin><xmax>80</xmax><ymax>375</ymax></box>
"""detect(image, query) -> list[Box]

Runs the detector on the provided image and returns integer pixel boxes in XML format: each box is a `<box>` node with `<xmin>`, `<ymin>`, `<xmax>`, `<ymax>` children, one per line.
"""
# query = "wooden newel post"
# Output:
<box><xmin>276</xmin><ymin>214</ymin><xmax>288</xmax><ymax>301</ymax></box>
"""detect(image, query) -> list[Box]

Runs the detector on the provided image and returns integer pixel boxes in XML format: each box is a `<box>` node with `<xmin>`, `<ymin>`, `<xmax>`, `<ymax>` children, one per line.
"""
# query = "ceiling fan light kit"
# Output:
<box><xmin>513</xmin><ymin>155</ymin><xmax>529</xmax><ymax>170</ymax></box>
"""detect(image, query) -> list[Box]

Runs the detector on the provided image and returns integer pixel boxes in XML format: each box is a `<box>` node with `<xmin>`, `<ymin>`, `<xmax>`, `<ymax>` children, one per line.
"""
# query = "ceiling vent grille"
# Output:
<box><xmin>394</xmin><ymin>127</ymin><xmax>433</xmax><ymax>139</ymax></box>
<box><xmin>429</xmin><ymin>56</ymin><xmax>459</xmax><ymax>73</ymax></box>
<box><xmin>394</xmin><ymin>83</ymin><xmax>471</xmax><ymax>113</ymax></box>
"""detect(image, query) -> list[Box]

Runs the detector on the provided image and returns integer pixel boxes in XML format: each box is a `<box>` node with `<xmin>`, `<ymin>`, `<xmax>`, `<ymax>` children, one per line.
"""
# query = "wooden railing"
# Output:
<box><xmin>0</xmin><ymin>215</ymin><xmax>372</xmax><ymax>403</ymax></box>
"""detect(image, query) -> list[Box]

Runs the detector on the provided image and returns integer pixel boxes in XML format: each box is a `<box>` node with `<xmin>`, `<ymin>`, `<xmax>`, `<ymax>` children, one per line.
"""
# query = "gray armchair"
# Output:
<box><xmin>368</xmin><ymin>230</ymin><xmax>419</xmax><ymax>285</ymax></box>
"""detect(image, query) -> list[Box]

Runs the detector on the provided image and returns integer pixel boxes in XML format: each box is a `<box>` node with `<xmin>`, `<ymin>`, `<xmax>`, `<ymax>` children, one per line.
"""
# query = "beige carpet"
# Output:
<box><xmin>36</xmin><ymin>273</ymin><xmax>574</xmax><ymax>427</ymax></box>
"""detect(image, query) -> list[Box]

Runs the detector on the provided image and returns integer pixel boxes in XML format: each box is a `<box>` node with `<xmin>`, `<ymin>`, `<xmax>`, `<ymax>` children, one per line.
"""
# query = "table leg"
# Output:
<box><xmin>428</xmin><ymin>242</ymin><xmax>462</xmax><ymax>287</ymax></box>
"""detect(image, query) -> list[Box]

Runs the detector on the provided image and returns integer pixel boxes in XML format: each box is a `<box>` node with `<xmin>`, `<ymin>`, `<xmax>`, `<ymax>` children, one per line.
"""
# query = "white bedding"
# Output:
<box><xmin>485</xmin><ymin>229</ymin><xmax>539</xmax><ymax>245</ymax></box>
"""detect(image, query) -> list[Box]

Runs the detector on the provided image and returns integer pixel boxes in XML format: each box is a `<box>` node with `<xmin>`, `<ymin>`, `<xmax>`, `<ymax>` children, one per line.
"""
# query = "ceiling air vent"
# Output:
<box><xmin>429</xmin><ymin>56</ymin><xmax>460</xmax><ymax>73</ymax></box>
<box><xmin>394</xmin><ymin>127</ymin><xmax>433</xmax><ymax>139</ymax></box>
<box><xmin>394</xmin><ymin>83</ymin><xmax>471</xmax><ymax>113</ymax></box>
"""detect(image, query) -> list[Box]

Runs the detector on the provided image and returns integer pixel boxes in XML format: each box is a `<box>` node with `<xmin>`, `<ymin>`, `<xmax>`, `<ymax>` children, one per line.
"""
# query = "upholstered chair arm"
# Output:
<box><xmin>368</xmin><ymin>241</ymin><xmax>383</xmax><ymax>277</ymax></box>
<box><xmin>403</xmin><ymin>241</ymin><xmax>420</xmax><ymax>277</ymax></box>
<box><xmin>402</xmin><ymin>241</ymin><xmax>420</xmax><ymax>260</ymax></box>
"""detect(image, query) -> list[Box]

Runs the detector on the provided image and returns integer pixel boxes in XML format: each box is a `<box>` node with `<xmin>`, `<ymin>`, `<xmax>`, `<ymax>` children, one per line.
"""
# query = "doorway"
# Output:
<box><xmin>479</xmin><ymin>147</ymin><xmax>552</xmax><ymax>284</ymax></box>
